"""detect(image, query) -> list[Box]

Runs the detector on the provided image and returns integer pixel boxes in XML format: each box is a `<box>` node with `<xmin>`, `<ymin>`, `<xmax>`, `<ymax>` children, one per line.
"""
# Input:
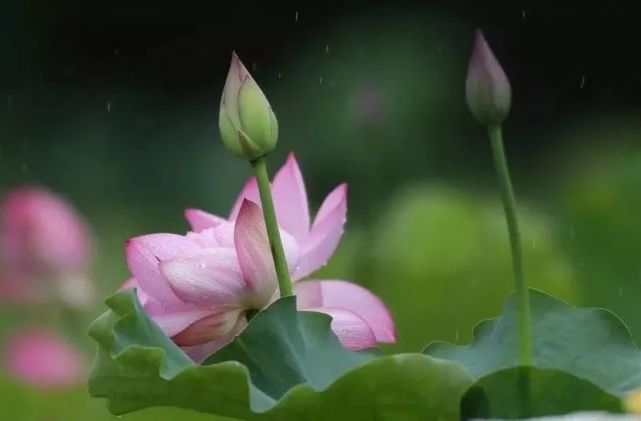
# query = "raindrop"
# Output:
<box><xmin>580</xmin><ymin>76</ymin><xmax>586</xmax><ymax>90</ymax></box>
<box><xmin>319</xmin><ymin>76</ymin><xmax>323</xmax><ymax>85</ymax></box>
<box><xmin>278</xmin><ymin>72</ymin><xmax>282</xmax><ymax>79</ymax></box>
<box><xmin>569</xmin><ymin>228</ymin><xmax>576</xmax><ymax>240</ymax></box>
<box><xmin>325</xmin><ymin>44</ymin><xmax>330</xmax><ymax>54</ymax></box>
<box><xmin>106</xmin><ymin>101</ymin><xmax>111</xmax><ymax>112</ymax></box>
<box><xmin>114</xmin><ymin>48</ymin><xmax>120</xmax><ymax>55</ymax></box>
<box><xmin>619</xmin><ymin>285</ymin><xmax>624</xmax><ymax>296</ymax></box>
<box><xmin>294</xmin><ymin>11</ymin><xmax>299</xmax><ymax>22</ymax></box>
<box><xmin>252</xmin><ymin>62</ymin><xmax>257</xmax><ymax>72</ymax></box>
<box><xmin>455</xmin><ymin>329</ymin><xmax>460</xmax><ymax>341</ymax></box>
<box><xmin>522</xmin><ymin>9</ymin><xmax>526</xmax><ymax>20</ymax></box>
<box><xmin>21</xmin><ymin>162</ymin><xmax>28</xmax><ymax>172</ymax></box>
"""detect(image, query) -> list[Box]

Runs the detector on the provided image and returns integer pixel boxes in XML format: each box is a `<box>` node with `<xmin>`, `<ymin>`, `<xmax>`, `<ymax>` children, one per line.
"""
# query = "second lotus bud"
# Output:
<box><xmin>219</xmin><ymin>52</ymin><xmax>278</xmax><ymax>160</ymax></box>
<box><xmin>466</xmin><ymin>30</ymin><xmax>512</xmax><ymax>126</ymax></box>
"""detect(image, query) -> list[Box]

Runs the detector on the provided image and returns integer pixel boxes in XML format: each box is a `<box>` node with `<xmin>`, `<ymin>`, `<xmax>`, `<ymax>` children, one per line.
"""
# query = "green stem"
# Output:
<box><xmin>251</xmin><ymin>155</ymin><xmax>293</xmax><ymax>297</ymax></box>
<box><xmin>487</xmin><ymin>124</ymin><xmax>532</xmax><ymax>365</ymax></box>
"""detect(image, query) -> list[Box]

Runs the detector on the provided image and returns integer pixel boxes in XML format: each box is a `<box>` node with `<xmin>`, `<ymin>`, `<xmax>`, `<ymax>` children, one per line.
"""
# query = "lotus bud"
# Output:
<box><xmin>219</xmin><ymin>52</ymin><xmax>278</xmax><ymax>160</ymax></box>
<box><xmin>466</xmin><ymin>30</ymin><xmax>512</xmax><ymax>125</ymax></box>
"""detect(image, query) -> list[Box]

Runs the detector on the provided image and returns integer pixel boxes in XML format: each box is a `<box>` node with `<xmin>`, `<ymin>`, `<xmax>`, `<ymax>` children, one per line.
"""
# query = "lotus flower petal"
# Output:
<box><xmin>126</xmin><ymin>233</ymin><xmax>201</xmax><ymax>305</ymax></box>
<box><xmin>234</xmin><ymin>200</ymin><xmax>298</xmax><ymax>304</ymax></box>
<box><xmin>296</xmin><ymin>280</ymin><xmax>395</xmax><ymax>343</ymax></box>
<box><xmin>184</xmin><ymin>209</ymin><xmax>226</xmax><ymax>232</ymax></box>
<box><xmin>294</xmin><ymin>184</ymin><xmax>347</xmax><ymax>279</ymax></box>
<box><xmin>229</xmin><ymin>177</ymin><xmax>260</xmax><ymax>220</ymax></box>
<box><xmin>304</xmin><ymin>307</ymin><xmax>376</xmax><ymax>350</ymax></box>
<box><xmin>160</xmin><ymin>249</ymin><xmax>246</xmax><ymax>306</ymax></box>
<box><xmin>272</xmin><ymin>153</ymin><xmax>310</xmax><ymax>241</ymax></box>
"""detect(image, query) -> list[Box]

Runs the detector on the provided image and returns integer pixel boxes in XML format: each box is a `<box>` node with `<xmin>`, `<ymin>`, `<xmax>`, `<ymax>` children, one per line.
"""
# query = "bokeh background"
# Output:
<box><xmin>2</xmin><ymin>1</ymin><xmax>641</xmax><ymax>419</ymax></box>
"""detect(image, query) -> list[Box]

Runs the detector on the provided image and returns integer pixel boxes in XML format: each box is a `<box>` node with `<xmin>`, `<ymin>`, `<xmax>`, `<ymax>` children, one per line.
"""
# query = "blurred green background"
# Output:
<box><xmin>2</xmin><ymin>1</ymin><xmax>641</xmax><ymax>419</ymax></box>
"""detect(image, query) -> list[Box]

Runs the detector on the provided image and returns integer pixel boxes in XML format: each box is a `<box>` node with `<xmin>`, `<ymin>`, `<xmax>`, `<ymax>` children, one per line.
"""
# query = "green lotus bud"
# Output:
<box><xmin>219</xmin><ymin>52</ymin><xmax>278</xmax><ymax>160</ymax></box>
<box><xmin>466</xmin><ymin>30</ymin><xmax>512</xmax><ymax>126</ymax></box>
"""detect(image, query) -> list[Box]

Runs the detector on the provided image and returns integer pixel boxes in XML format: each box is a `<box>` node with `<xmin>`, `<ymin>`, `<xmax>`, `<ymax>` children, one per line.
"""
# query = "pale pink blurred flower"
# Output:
<box><xmin>123</xmin><ymin>154</ymin><xmax>395</xmax><ymax>361</ymax></box>
<box><xmin>0</xmin><ymin>186</ymin><xmax>94</xmax><ymax>308</ymax></box>
<box><xmin>5</xmin><ymin>329</ymin><xmax>85</xmax><ymax>388</ymax></box>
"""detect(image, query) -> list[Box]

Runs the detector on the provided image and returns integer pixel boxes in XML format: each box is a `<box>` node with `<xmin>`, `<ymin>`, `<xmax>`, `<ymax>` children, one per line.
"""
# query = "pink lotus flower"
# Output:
<box><xmin>0</xmin><ymin>186</ymin><xmax>94</xmax><ymax>308</ymax></box>
<box><xmin>5</xmin><ymin>329</ymin><xmax>85</xmax><ymax>388</ymax></box>
<box><xmin>124</xmin><ymin>154</ymin><xmax>395</xmax><ymax>361</ymax></box>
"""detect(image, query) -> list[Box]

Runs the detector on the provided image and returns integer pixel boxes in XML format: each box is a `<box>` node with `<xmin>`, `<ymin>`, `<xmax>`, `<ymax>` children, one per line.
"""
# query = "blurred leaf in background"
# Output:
<box><xmin>551</xmin><ymin>117</ymin><xmax>641</xmax><ymax>342</ymax></box>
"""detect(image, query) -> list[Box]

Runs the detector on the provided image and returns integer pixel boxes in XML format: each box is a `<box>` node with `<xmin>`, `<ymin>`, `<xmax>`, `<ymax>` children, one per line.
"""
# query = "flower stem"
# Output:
<box><xmin>251</xmin><ymin>155</ymin><xmax>293</xmax><ymax>297</ymax></box>
<box><xmin>487</xmin><ymin>124</ymin><xmax>532</xmax><ymax>365</ymax></box>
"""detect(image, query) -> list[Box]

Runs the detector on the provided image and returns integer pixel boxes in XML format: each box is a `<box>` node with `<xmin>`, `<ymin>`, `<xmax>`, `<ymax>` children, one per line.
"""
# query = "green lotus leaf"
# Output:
<box><xmin>89</xmin><ymin>289</ymin><xmax>473</xmax><ymax>420</ymax></box>
<box><xmin>425</xmin><ymin>288</ymin><xmax>641</xmax><ymax>396</ymax></box>
<box><xmin>460</xmin><ymin>366</ymin><xmax>622</xmax><ymax>419</ymax></box>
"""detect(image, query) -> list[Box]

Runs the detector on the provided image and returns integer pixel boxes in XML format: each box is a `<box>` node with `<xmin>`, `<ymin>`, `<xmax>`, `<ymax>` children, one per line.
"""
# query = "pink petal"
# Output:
<box><xmin>305</xmin><ymin>307</ymin><xmax>376</xmax><ymax>350</ymax></box>
<box><xmin>234</xmin><ymin>201</ymin><xmax>273</xmax><ymax>290</ymax></box>
<box><xmin>234</xmin><ymin>200</ymin><xmax>298</xmax><ymax>303</ymax></box>
<box><xmin>271</xmin><ymin>153</ymin><xmax>310</xmax><ymax>241</ymax></box>
<box><xmin>125</xmin><ymin>234</ymin><xmax>201</xmax><ymax>305</ymax></box>
<box><xmin>294</xmin><ymin>184</ymin><xmax>347</xmax><ymax>279</ymax></box>
<box><xmin>119</xmin><ymin>277</ymin><xmax>138</xmax><ymax>290</ymax></box>
<box><xmin>184</xmin><ymin>209</ymin><xmax>226</xmax><ymax>232</ymax></box>
<box><xmin>160</xmin><ymin>249</ymin><xmax>246</xmax><ymax>306</ymax></box>
<box><xmin>185</xmin><ymin>228</ymin><xmax>220</xmax><ymax>248</ymax></box>
<box><xmin>181</xmin><ymin>315</ymin><xmax>248</xmax><ymax>363</ymax></box>
<box><xmin>172</xmin><ymin>308</ymin><xmax>244</xmax><ymax>347</ymax></box>
<box><xmin>213</xmin><ymin>221</ymin><xmax>235</xmax><ymax>247</ymax></box>
<box><xmin>229</xmin><ymin>177</ymin><xmax>260</xmax><ymax>220</ymax></box>
<box><xmin>5</xmin><ymin>329</ymin><xmax>85</xmax><ymax>388</ymax></box>
<box><xmin>295</xmin><ymin>280</ymin><xmax>395</xmax><ymax>343</ymax></box>
<box><xmin>119</xmin><ymin>277</ymin><xmax>215</xmax><ymax>339</ymax></box>
<box><xmin>151</xmin><ymin>308</ymin><xmax>216</xmax><ymax>338</ymax></box>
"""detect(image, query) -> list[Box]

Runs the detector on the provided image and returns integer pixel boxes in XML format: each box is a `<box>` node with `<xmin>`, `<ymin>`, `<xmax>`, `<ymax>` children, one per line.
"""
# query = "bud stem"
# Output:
<box><xmin>251</xmin><ymin>155</ymin><xmax>294</xmax><ymax>297</ymax></box>
<box><xmin>487</xmin><ymin>124</ymin><xmax>532</xmax><ymax>365</ymax></box>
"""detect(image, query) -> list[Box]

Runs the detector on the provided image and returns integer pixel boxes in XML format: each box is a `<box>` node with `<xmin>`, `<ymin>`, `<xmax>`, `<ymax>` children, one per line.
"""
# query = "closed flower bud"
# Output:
<box><xmin>466</xmin><ymin>30</ymin><xmax>512</xmax><ymax>125</ymax></box>
<box><xmin>219</xmin><ymin>52</ymin><xmax>278</xmax><ymax>160</ymax></box>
